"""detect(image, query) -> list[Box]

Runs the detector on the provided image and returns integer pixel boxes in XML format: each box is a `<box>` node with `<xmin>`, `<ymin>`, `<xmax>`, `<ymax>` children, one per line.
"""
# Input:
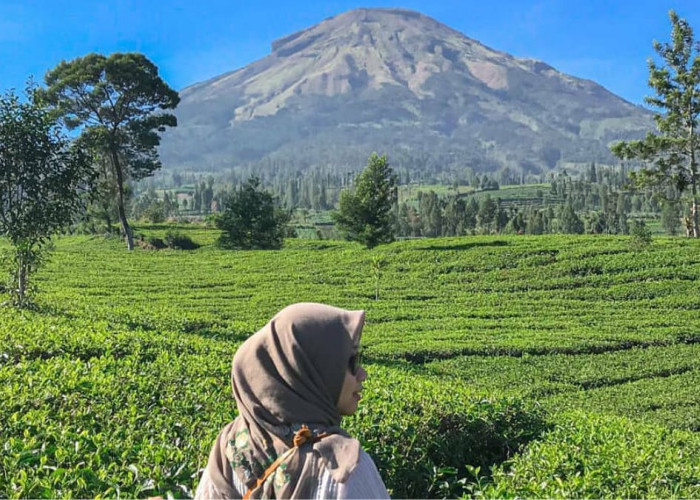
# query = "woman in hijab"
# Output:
<box><xmin>195</xmin><ymin>303</ymin><xmax>389</xmax><ymax>499</ymax></box>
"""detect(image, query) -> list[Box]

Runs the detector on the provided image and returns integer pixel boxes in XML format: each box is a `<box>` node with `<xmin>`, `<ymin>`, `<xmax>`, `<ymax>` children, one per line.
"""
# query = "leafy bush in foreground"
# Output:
<box><xmin>346</xmin><ymin>366</ymin><xmax>548</xmax><ymax>498</ymax></box>
<box><xmin>485</xmin><ymin>411</ymin><xmax>700</xmax><ymax>498</ymax></box>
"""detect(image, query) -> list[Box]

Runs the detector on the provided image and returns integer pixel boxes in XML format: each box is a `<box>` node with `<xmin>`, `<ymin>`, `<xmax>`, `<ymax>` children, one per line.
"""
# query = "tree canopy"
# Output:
<box><xmin>216</xmin><ymin>177</ymin><xmax>290</xmax><ymax>250</ymax></box>
<box><xmin>333</xmin><ymin>153</ymin><xmax>398</xmax><ymax>249</ymax></box>
<box><xmin>0</xmin><ymin>87</ymin><xmax>94</xmax><ymax>307</ymax></box>
<box><xmin>40</xmin><ymin>52</ymin><xmax>180</xmax><ymax>249</ymax></box>
<box><xmin>611</xmin><ymin>10</ymin><xmax>700</xmax><ymax>236</ymax></box>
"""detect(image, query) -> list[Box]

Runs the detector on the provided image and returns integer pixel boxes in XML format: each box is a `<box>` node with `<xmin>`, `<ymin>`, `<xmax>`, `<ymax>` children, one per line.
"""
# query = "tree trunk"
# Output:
<box><xmin>691</xmin><ymin>165</ymin><xmax>699</xmax><ymax>237</ymax></box>
<box><xmin>17</xmin><ymin>254</ymin><xmax>26</xmax><ymax>306</ymax></box>
<box><xmin>111</xmin><ymin>149</ymin><xmax>133</xmax><ymax>250</ymax></box>
<box><xmin>689</xmin><ymin>125</ymin><xmax>698</xmax><ymax>237</ymax></box>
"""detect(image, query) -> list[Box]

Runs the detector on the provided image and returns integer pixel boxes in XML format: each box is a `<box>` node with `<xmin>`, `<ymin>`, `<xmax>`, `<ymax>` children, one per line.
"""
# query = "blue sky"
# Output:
<box><xmin>1</xmin><ymin>0</ymin><xmax>699</xmax><ymax>106</ymax></box>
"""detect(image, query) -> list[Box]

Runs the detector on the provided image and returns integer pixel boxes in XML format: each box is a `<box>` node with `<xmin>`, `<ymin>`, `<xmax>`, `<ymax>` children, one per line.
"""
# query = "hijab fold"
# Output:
<box><xmin>204</xmin><ymin>303</ymin><xmax>365</xmax><ymax>499</ymax></box>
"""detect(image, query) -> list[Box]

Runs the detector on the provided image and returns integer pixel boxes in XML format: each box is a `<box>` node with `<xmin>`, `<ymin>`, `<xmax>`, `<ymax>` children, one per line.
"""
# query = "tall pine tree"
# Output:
<box><xmin>612</xmin><ymin>11</ymin><xmax>700</xmax><ymax>236</ymax></box>
<box><xmin>333</xmin><ymin>153</ymin><xmax>398</xmax><ymax>249</ymax></box>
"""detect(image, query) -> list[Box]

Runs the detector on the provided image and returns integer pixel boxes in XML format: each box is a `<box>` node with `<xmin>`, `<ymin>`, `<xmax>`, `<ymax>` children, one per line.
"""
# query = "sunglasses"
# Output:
<box><xmin>348</xmin><ymin>347</ymin><xmax>363</xmax><ymax>376</ymax></box>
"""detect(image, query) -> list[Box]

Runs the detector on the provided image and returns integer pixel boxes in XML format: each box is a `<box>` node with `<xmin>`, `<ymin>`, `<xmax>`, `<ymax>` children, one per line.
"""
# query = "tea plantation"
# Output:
<box><xmin>2</xmin><ymin>229</ymin><xmax>700</xmax><ymax>498</ymax></box>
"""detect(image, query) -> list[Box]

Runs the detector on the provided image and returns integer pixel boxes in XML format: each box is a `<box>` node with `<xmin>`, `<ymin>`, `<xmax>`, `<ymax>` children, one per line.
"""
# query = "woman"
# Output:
<box><xmin>195</xmin><ymin>302</ymin><xmax>389</xmax><ymax>499</ymax></box>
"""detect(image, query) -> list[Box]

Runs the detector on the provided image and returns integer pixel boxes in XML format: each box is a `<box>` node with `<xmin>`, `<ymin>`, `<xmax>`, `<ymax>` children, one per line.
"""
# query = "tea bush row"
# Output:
<box><xmin>1</xmin><ymin>322</ymin><xmax>543</xmax><ymax>498</ymax></box>
<box><xmin>4</xmin><ymin>232</ymin><xmax>700</xmax><ymax>497</ymax></box>
<box><xmin>485</xmin><ymin>411</ymin><xmax>700</xmax><ymax>498</ymax></box>
<box><xmin>425</xmin><ymin>343</ymin><xmax>700</xmax><ymax>430</ymax></box>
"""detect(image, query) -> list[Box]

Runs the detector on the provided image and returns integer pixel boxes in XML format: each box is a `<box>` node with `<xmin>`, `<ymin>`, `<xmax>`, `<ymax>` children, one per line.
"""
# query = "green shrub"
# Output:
<box><xmin>146</xmin><ymin>236</ymin><xmax>167</xmax><ymax>249</ymax></box>
<box><xmin>345</xmin><ymin>366</ymin><xmax>548</xmax><ymax>498</ymax></box>
<box><xmin>216</xmin><ymin>177</ymin><xmax>289</xmax><ymax>250</ymax></box>
<box><xmin>142</xmin><ymin>200</ymin><xmax>166</xmax><ymax>223</ymax></box>
<box><xmin>630</xmin><ymin>219</ymin><xmax>652</xmax><ymax>250</ymax></box>
<box><xmin>164</xmin><ymin>230</ymin><xmax>200</xmax><ymax>250</ymax></box>
<box><xmin>484</xmin><ymin>411</ymin><xmax>700</xmax><ymax>498</ymax></box>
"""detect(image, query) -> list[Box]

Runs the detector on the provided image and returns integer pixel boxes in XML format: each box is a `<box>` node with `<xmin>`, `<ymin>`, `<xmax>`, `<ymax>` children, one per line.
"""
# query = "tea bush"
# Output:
<box><xmin>3</xmin><ymin>231</ymin><xmax>700</xmax><ymax>497</ymax></box>
<box><xmin>345</xmin><ymin>366</ymin><xmax>548</xmax><ymax>498</ymax></box>
<box><xmin>485</xmin><ymin>411</ymin><xmax>700</xmax><ymax>498</ymax></box>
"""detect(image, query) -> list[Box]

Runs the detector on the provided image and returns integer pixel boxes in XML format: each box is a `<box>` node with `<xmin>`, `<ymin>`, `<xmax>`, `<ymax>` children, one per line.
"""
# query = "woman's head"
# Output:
<box><xmin>231</xmin><ymin>303</ymin><xmax>366</xmax><ymax>430</ymax></box>
<box><xmin>206</xmin><ymin>304</ymin><xmax>366</xmax><ymax>497</ymax></box>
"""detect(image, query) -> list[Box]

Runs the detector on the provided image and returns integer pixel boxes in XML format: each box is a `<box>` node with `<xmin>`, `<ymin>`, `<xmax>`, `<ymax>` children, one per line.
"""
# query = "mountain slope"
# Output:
<box><xmin>159</xmin><ymin>8</ymin><xmax>654</xmax><ymax>175</ymax></box>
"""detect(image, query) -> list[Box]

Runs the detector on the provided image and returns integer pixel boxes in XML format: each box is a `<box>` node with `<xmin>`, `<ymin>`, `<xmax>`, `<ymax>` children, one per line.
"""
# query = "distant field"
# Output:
<box><xmin>398</xmin><ymin>183</ymin><xmax>475</xmax><ymax>203</ymax></box>
<box><xmin>458</xmin><ymin>183</ymin><xmax>564</xmax><ymax>211</ymax></box>
<box><xmin>2</xmin><ymin>230</ymin><xmax>700</xmax><ymax>498</ymax></box>
<box><xmin>399</xmin><ymin>183</ymin><xmax>552</xmax><ymax>201</ymax></box>
<box><xmin>399</xmin><ymin>183</ymin><xmax>566</xmax><ymax>214</ymax></box>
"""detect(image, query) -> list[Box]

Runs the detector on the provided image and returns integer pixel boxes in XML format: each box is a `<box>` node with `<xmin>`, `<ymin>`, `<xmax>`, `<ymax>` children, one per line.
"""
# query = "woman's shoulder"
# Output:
<box><xmin>332</xmin><ymin>449</ymin><xmax>389</xmax><ymax>499</ymax></box>
<box><xmin>354</xmin><ymin>449</ymin><xmax>381</xmax><ymax>474</ymax></box>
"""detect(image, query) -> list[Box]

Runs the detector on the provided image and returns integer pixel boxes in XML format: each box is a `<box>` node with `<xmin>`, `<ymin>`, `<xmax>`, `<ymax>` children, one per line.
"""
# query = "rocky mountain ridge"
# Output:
<box><xmin>159</xmin><ymin>8</ymin><xmax>654</xmax><ymax>176</ymax></box>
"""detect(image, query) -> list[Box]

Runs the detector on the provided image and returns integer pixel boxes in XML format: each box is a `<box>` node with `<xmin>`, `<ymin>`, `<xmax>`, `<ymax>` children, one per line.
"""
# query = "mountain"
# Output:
<box><xmin>159</xmin><ymin>8</ymin><xmax>654</xmax><ymax>176</ymax></box>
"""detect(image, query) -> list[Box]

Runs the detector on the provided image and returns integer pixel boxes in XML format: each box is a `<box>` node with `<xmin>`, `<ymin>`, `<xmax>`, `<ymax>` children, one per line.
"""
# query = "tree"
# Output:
<box><xmin>0</xmin><ymin>87</ymin><xmax>94</xmax><ymax>307</ymax></box>
<box><xmin>41</xmin><ymin>52</ymin><xmax>180</xmax><ymax>249</ymax></box>
<box><xmin>477</xmin><ymin>195</ymin><xmax>497</xmax><ymax>232</ymax></box>
<box><xmin>86</xmin><ymin>155</ymin><xmax>120</xmax><ymax>233</ymax></box>
<box><xmin>585</xmin><ymin>211</ymin><xmax>607</xmax><ymax>234</ymax></box>
<box><xmin>216</xmin><ymin>177</ymin><xmax>290</xmax><ymax>250</ymax></box>
<box><xmin>202</xmin><ymin>179</ymin><xmax>214</xmax><ymax>214</ymax></box>
<box><xmin>495</xmin><ymin>203</ymin><xmax>510</xmax><ymax>233</ymax></box>
<box><xmin>527</xmin><ymin>209</ymin><xmax>543</xmax><ymax>235</ymax></box>
<box><xmin>588</xmin><ymin>162</ymin><xmax>598</xmax><ymax>183</ymax></box>
<box><xmin>332</xmin><ymin>153</ymin><xmax>398</xmax><ymax>249</ymax></box>
<box><xmin>611</xmin><ymin>11</ymin><xmax>700</xmax><ymax>237</ymax></box>
<box><xmin>463</xmin><ymin>198</ymin><xmax>478</xmax><ymax>231</ymax></box>
<box><xmin>397</xmin><ymin>202</ymin><xmax>412</xmax><ymax>237</ymax></box>
<box><xmin>661</xmin><ymin>200</ymin><xmax>682</xmax><ymax>235</ymax></box>
<box><xmin>419</xmin><ymin>191</ymin><xmax>442</xmax><ymax>237</ymax></box>
<box><xmin>443</xmin><ymin>196</ymin><xmax>467</xmax><ymax>236</ymax></box>
<box><xmin>558</xmin><ymin>203</ymin><xmax>585</xmax><ymax>234</ymax></box>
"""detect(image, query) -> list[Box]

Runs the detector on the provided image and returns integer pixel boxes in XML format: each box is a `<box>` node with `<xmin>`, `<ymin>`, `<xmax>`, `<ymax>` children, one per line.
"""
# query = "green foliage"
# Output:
<box><xmin>0</xmin><ymin>87</ymin><xmax>94</xmax><ymax>307</ymax></box>
<box><xmin>333</xmin><ymin>153</ymin><xmax>398</xmax><ymax>248</ymax></box>
<box><xmin>164</xmin><ymin>230</ymin><xmax>200</xmax><ymax>250</ymax></box>
<box><xmin>393</xmin><ymin>178</ymin><xmax>642</xmax><ymax>238</ymax></box>
<box><xmin>611</xmin><ymin>10</ymin><xmax>700</xmax><ymax>236</ymax></box>
<box><xmin>40</xmin><ymin>52</ymin><xmax>180</xmax><ymax>250</ymax></box>
<box><xmin>345</xmin><ymin>367</ymin><xmax>547</xmax><ymax>498</ymax></box>
<box><xmin>2</xmin><ymin>234</ymin><xmax>700</xmax><ymax>497</ymax></box>
<box><xmin>0</xmin><ymin>242</ymin><xmax>49</xmax><ymax>308</ymax></box>
<box><xmin>85</xmin><ymin>157</ymin><xmax>120</xmax><ymax>233</ymax></box>
<box><xmin>558</xmin><ymin>203</ymin><xmax>585</xmax><ymax>234</ymax></box>
<box><xmin>419</xmin><ymin>191</ymin><xmax>443</xmax><ymax>237</ymax></box>
<box><xmin>485</xmin><ymin>412</ymin><xmax>700</xmax><ymax>498</ymax></box>
<box><xmin>630</xmin><ymin>219</ymin><xmax>653</xmax><ymax>250</ymax></box>
<box><xmin>142</xmin><ymin>200</ymin><xmax>167</xmax><ymax>223</ymax></box>
<box><xmin>215</xmin><ymin>177</ymin><xmax>290</xmax><ymax>250</ymax></box>
<box><xmin>477</xmin><ymin>195</ymin><xmax>498</xmax><ymax>232</ymax></box>
<box><xmin>0</xmin><ymin>316</ymin><xmax>233</xmax><ymax>499</ymax></box>
<box><xmin>427</xmin><ymin>342</ymin><xmax>700</xmax><ymax>410</ymax></box>
<box><xmin>145</xmin><ymin>235</ymin><xmax>167</xmax><ymax>249</ymax></box>
<box><xmin>369</xmin><ymin>254</ymin><xmax>387</xmax><ymax>300</ymax></box>
<box><xmin>661</xmin><ymin>200</ymin><xmax>681</xmax><ymax>235</ymax></box>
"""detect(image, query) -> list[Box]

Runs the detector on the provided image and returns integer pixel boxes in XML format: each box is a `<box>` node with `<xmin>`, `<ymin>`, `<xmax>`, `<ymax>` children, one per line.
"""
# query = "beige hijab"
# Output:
<box><xmin>203</xmin><ymin>303</ymin><xmax>365</xmax><ymax>499</ymax></box>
